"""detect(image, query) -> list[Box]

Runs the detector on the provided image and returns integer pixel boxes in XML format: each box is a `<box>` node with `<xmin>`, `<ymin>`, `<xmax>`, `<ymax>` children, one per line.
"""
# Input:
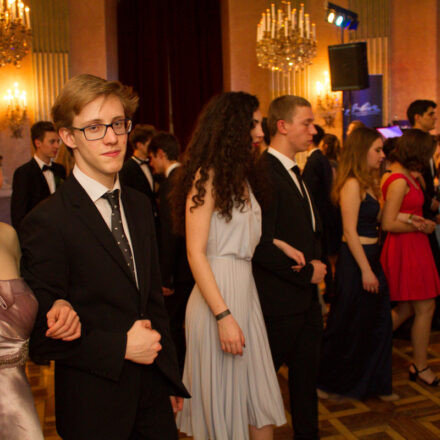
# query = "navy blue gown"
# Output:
<box><xmin>318</xmin><ymin>194</ymin><xmax>393</xmax><ymax>398</ymax></box>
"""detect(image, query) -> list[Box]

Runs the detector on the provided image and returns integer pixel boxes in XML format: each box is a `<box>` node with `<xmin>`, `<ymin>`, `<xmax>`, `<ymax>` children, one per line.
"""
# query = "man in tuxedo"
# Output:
<box><xmin>148</xmin><ymin>132</ymin><xmax>194</xmax><ymax>374</ymax></box>
<box><xmin>20</xmin><ymin>74</ymin><xmax>189</xmax><ymax>440</ymax></box>
<box><xmin>253</xmin><ymin>95</ymin><xmax>326</xmax><ymax>440</ymax></box>
<box><xmin>11</xmin><ymin>121</ymin><xmax>66</xmax><ymax>230</ymax></box>
<box><xmin>119</xmin><ymin>124</ymin><xmax>158</xmax><ymax>221</ymax></box>
<box><xmin>302</xmin><ymin>124</ymin><xmax>335</xmax><ymax>301</ymax></box>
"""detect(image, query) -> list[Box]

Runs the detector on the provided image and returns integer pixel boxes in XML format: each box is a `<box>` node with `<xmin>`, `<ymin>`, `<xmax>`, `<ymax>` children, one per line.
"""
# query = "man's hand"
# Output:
<box><xmin>310</xmin><ymin>260</ymin><xmax>327</xmax><ymax>284</ymax></box>
<box><xmin>162</xmin><ymin>286</ymin><xmax>174</xmax><ymax>296</ymax></box>
<box><xmin>125</xmin><ymin>320</ymin><xmax>162</xmax><ymax>365</ymax></box>
<box><xmin>46</xmin><ymin>299</ymin><xmax>81</xmax><ymax>341</ymax></box>
<box><xmin>170</xmin><ymin>396</ymin><xmax>184</xmax><ymax>414</ymax></box>
<box><xmin>431</xmin><ymin>198</ymin><xmax>440</xmax><ymax>212</ymax></box>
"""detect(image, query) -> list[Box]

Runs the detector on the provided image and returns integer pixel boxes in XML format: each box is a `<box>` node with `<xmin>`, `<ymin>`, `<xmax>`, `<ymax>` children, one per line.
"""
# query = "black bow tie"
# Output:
<box><xmin>135</xmin><ymin>158</ymin><xmax>149</xmax><ymax>166</ymax></box>
<box><xmin>42</xmin><ymin>164</ymin><xmax>55</xmax><ymax>172</ymax></box>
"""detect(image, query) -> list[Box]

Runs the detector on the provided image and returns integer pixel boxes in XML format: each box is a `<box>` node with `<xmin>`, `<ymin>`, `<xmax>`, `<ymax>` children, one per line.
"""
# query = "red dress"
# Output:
<box><xmin>381</xmin><ymin>173</ymin><xmax>440</xmax><ymax>301</ymax></box>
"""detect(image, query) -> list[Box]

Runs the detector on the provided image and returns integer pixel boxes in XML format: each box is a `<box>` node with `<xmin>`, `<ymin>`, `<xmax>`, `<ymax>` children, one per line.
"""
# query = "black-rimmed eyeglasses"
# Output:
<box><xmin>71</xmin><ymin>118</ymin><xmax>133</xmax><ymax>141</ymax></box>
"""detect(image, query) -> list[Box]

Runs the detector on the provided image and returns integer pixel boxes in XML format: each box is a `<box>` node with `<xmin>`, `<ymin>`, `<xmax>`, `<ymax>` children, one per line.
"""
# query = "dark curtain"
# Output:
<box><xmin>117</xmin><ymin>0</ymin><xmax>223</xmax><ymax>150</ymax></box>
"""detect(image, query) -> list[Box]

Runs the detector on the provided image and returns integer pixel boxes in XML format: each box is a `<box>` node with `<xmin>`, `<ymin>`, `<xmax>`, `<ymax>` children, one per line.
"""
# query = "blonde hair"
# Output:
<box><xmin>332</xmin><ymin>127</ymin><xmax>381</xmax><ymax>204</ymax></box>
<box><xmin>51</xmin><ymin>74</ymin><xmax>139</xmax><ymax>131</ymax></box>
<box><xmin>267</xmin><ymin>95</ymin><xmax>311</xmax><ymax>137</ymax></box>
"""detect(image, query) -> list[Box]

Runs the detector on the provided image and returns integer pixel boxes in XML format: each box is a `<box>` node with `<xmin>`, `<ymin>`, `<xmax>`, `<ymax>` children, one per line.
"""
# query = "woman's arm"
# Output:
<box><xmin>185</xmin><ymin>171</ymin><xmax>245</xmax><ymax>355</ymax></box>
<box><xmin>273</xmin><ymin>238</ymin><xmax>306</xmax><ymax>270</ymax></box>
<box><xmin>340</xmin><ymin>179</ymin><xmax>378</xmax><ymax>293</ymax></box>
<box><xmin>381</xmin><ymin>178</ymin><xmax>419</xmax><ymax>233</ymax></box>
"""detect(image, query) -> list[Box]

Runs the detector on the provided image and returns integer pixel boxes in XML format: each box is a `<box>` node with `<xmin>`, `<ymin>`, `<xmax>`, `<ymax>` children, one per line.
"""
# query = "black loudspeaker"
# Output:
<box><xmin>328</xmin><ymin>42</ymin><xmax>369</xmax><ymax>91</ymax></box>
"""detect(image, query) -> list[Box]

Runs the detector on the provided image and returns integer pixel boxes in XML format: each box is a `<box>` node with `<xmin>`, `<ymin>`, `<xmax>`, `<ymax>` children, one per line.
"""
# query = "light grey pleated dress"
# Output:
<box><xmin>177</xmin><ymin>190</ymin><xmax>286</xmax><ymax>440</ymax></box>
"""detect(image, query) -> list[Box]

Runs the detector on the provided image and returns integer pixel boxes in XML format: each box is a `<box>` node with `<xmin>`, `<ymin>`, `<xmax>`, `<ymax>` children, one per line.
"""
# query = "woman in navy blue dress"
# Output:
<box><xmin>318</xmin><ymin>127</ymin><xmax>396</xmax><ymax>400</ymax></box>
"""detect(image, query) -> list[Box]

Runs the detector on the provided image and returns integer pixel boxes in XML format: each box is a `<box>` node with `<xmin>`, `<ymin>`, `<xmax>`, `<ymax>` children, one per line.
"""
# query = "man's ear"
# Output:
<box><xmin>277</xmin><ymin>119</ymin><xmax>288</xmax><ymax>135</ymax></box>
<box><xmin>59</xmin><ymin>127</ymin><xmax>77</xmax><ymax>150</ymax></box>
<box><xmin>34</xmin><ymin>139</ymin><xmax>42</xmax><ymax>150</ymax></box>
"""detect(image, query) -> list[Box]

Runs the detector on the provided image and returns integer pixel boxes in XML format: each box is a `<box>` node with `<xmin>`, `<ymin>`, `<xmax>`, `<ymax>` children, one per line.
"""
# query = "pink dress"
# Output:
<box><xmin>381</xmin><ymin>173</ymin><xmax>440</xmax><ymax>301</ymax></box>
<box><xmin>0</xmin><ymin>278</ymin><xmax>43</xmax><ymax>440</ymax></box>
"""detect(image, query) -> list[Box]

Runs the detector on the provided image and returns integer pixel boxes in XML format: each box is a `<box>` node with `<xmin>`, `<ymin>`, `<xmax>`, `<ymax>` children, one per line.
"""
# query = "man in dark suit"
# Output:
<box><xmin>148</xmin><ymin>132</ymin><xmax>194</xmax><ymax>374</ymax></box>
<box><xmin>302</xmin><ymin>124</ymin><xmax>336</xmax><ymax>301</ymax></box>
<box><xmin>253</xmin><ymin>95</ymin><xmax>326</xmax><ymax>440</ymax></box>
<box><xmin>20</xmin><ymin>74</ymin><xmax>188</xmax><ymax>440</ymax></box>
<box><xmin>119</xmin><ymin>124</ymin><xmax>158</xmax><ymax>221</ymax></box>
<box><xmin>11</xmin><ymin>121</ymin><xmax>66</xmax><ymax>230</ymax></box>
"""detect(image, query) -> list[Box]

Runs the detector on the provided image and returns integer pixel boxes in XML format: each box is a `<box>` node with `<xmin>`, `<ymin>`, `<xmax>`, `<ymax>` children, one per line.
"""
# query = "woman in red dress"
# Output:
<box><xmin>381</xmin><ymin>129</ymin><xmax>440</xmax><ymax>386</ymax></box>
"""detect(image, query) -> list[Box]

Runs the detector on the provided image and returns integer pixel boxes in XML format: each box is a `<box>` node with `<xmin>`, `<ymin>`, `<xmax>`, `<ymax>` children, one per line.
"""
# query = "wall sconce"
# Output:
<box><xmin>3</xmin><ymin>82</ymin><xmax>27</xmax><ymax>138</ymax></box>
<box><xmin>316</xmin><ymin>71</ymin><xmax>340</xmax><ymax>127</ymax></box>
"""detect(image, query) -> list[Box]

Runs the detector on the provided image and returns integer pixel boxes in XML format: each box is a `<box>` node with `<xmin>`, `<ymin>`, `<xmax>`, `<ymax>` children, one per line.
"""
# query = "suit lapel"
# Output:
<box><xmin>63</xmin><ymin>176</ymin><xmax>138</xmax><ymax>288</ymax></box>
<box><xmin>31</xmin><ymin>158</ymin><xmax>51</xmax><ymax>195</ymax></box>
<box><xmin>132</xmin><ymin>158</ymin><xmax>154</xmax><ymax>195</ymax></box>
<box><xmin>266</xmin><ymin>152</ymin><xmax>316</xmax><ymax>232</ymax></box>
<box><xmin>121</xmin><ymin>188</ymin><xmax>148</xmax><ymax>301</ymax></box>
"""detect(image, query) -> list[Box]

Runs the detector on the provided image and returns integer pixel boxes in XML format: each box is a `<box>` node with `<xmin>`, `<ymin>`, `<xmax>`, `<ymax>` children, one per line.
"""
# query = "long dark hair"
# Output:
<box><xmin>170</xmin><ymin>91</ymin><xmax>269</xmax><ymax>235</ymax></box>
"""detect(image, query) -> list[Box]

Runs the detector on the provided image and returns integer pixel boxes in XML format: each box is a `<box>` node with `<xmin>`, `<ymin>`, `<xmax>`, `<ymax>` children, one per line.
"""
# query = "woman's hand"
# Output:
<box><xmin>423</xmin><ymin>219</ymin><xmax>437</xmax><ymax>234</ymax></box>
<box><xmin>46</xmin><ymin>299</ymin><xmax>81</xmax><ymax>341</ymax></box>
<box><xmin>273</xmin><ymin>238</ymin><xmax>306</xmax><ymax>270</ymax></box>
<box><xmin>362</xmin><ymin>269</ymin><xmax>379</xmax><ymax>293</ymax></box>
<box><xmin>217</xmin><ymin>314</ymin><xmax>245</xmax><ymax>356</ymax></box>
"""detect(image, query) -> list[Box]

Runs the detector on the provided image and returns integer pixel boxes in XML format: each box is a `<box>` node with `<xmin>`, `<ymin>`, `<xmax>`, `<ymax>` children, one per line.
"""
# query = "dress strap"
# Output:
<box><xmin>381</xmin><ymin>173</ymin><xmax>419</xmax><ymax>199</ymax></box>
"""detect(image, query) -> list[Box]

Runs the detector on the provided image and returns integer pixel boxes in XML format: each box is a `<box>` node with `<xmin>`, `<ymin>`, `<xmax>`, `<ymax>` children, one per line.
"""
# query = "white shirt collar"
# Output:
<box><xmin>165</xmin><ymin>162</ymin><xmax>180</xmax><ymax>178</ymax></box>
<box><xmin>267</xmin><ymin>146</ymin><xmax>298</xmax><ymax>171</ymax></box>
<box><xmin>72</xmin><ymin>165</ymin><xmax>121</xmax><ymax>203</ymax></box>
<box><xmin>307</xmin><ymin>147</ymin><xmax>319</xmax><ymax>157</ymax></box>
<box><xmin>34</xmin><ymin>154</ymin><xmax>52</xmax><ymax>169</ymax></box>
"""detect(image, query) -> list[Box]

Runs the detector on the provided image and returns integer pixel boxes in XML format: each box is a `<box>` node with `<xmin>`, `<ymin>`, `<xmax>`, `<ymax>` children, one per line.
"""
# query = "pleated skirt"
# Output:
<box><xmin>177</xmin><ymin>256</ymin><xmax>286</xmax><ymax>440</ymax></box>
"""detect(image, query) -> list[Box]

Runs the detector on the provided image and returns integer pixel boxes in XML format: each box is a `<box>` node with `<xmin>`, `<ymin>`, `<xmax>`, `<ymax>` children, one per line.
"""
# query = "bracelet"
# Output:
<box><xmin>407</xmin><ymin>213</ymin><xmax>413</xmax><ymax>224</ymax></box>
<box><xmin>215</xmin><ymin>309</ymin><xmax>231</xmax><ymax>321</ymax></box>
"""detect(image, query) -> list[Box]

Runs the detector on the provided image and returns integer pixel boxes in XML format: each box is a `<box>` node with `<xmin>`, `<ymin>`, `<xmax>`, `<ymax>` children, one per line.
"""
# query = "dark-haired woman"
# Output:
<box><xmin>381</xmin><ymin>129</ymin><xmax>440</xmax><ymax>386</ymax></box>
<box><xmin>173</xmin><ymin>92</ymin><xmax>285</xmax><ymax>439</ymax></box>
<box><xmin>318</xmin><ymin>127</ymin><xmax>396</xmax><ymax>400</ymax></box>
<box><xmin>0</xmin><ymin>222</ymin><xmax>81</xmax><ymax>439</ymax></box>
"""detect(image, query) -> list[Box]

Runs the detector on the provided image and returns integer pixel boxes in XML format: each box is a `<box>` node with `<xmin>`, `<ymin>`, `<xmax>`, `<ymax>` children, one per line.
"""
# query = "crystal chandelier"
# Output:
<box><xmin>0</xmin><ymin>1</ymin><xmax>32</xmax><ymax>68</ymax></box>
<box><xmin>256</xmin><ymin>2</ymin><xmax>317</xmax><ymax>72</ymax></box>
<box><xmin>316</xmin><ymin>71</ymin><xmax>341</xmax><ymax>127</ymax></box>
<box><xmin>4</xmin><ymin>81</ymin><xmax>27</xmax><ymax>138</ymax></box>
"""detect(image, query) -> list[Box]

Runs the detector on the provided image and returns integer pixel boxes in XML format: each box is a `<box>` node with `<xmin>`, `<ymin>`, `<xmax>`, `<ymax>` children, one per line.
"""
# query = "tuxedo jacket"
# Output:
<box><xmin>11</xmin><ymin>158</ymin><xmax>66</xmax><ymax>230</ymax></box>
<box><xmin>158</xmin><ymin>167</ymin><xmax>193</xmax><ymax>288</ymax></box>
<box><xmin>20</xmin><ymin>174</ymin><xmax>189</xmax><ymax>440</ymax></box>
<box><xmin>119</xmin><ymin>157</ymin><xmax>158</xmax><ymax>219</ymax></box>
<box><xmin>302</xmin><ymin>149</ymin><xmax>334</xmax><ymax>228</ymax></box>
<box><xmin>252</xmin><ymin>151</ymin><xmax>322</xmax><ymax>317</ymax></box>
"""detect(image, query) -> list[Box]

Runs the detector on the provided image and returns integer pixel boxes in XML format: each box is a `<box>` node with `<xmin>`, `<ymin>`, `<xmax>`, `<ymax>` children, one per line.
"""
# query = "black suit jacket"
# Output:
<box><xmin>158</xmin><ymin>167</ymin><xmax>193</xmax><ymax>288</ymax></box>
<box><xmin>20</xmin><ymin>174</ymin><xmax>189</xmax><ymax>440</ymax></box>
<box><xmin>11</xmin><ymin>158</ymin><xmax>66</xmax><ymax>230</ymax></box>
<box><xmin>119</xmin><ymin>157</ymin><xmax>158</xmax><ymax>219</ymax></box>
<box><xmin>252</xmin><ymin>151</ymin><xmax>322</xmax><ymax>316</ymax></box>
<box><xmin>302</xmin><ymin>149</ymin><xmax>333</xmax><ymax>226</ymax></box>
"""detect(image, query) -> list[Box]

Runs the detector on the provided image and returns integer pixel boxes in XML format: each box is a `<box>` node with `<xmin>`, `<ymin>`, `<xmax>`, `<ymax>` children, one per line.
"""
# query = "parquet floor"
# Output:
<box><xmin>28</xmin><ymin>332</ymin><xmax>440</xmax><ymax>440</ymax></box>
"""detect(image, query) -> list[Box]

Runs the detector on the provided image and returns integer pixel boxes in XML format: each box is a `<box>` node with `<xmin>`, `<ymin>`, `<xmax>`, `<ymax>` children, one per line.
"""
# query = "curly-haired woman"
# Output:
<box><xmin>381</xmin><ymin>129</ymin><xmax>440</xmax><ymax>386</ymax></box>
<box><xmin>171</xmin><ymin>92</ymin><xmax>286</xmax><ymax>439</ymax></box>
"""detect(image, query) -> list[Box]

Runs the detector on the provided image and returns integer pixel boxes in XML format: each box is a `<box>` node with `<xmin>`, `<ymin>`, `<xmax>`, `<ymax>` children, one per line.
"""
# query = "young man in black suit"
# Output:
<box><xmin>302</xmin><ymin>124</ymin><xmax>336</xmax><ymax>301</ymax></box>
<box><xmin>253</xmin><ymin>95</ymin><xmax>326</xmax><ymax>440</ymax></box>
<box><xmin>20</xmin><ymin>74</ymin><xmax>188</xmax><ymax>440</ymax></box>
<box><xmin>119</xmin><ymin>123</ymin><xmax>158</xmax><ymax>220</ymax></box>
<box><xmin>11</xmin><ymin>121</ymin><xmax>66</xmax><ymax>230</ymax></box>
<box><xmin>148</xmin><ymin>132</ymin><xmax>194</xmax><ymax>374</ymax></box>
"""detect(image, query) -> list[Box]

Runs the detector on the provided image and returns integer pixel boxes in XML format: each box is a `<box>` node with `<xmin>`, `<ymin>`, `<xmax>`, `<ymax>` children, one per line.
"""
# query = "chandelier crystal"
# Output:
<box><xmin>0</xmin><ymin>1</ymin><xmax>32</xmax><ymax>68</ymax></box>
<box><xmin>256</xmin><ymin>2</ymin><xmax>316</xmax><ymax>72</ymax></box>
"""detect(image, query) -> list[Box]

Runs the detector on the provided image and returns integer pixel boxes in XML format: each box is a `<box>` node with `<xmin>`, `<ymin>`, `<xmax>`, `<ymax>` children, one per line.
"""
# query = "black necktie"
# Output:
<box><xmin>102</xmin><ymin>190</ymin><xmax>136</xmax><ymax>280</ymax></box>
<box><xmin>292</xmin><ymin>165</ymin><xmax>313</xmax><ymax>225</ymax></box>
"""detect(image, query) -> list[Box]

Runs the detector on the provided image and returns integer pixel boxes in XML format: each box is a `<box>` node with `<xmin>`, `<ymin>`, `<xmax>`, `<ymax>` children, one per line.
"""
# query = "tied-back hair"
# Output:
<box><xmin>332</xmin><ymin>127</ymin><xmax>382</xmax><ymax>204</ymax></box>
<box><xmin>170</xmin><ymin>91</ymin><xmax>269</xmax><ymax>236</ymax></box>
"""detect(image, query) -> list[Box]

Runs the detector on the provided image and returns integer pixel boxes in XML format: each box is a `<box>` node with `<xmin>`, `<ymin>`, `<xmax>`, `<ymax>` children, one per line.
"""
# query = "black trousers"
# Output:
<box><xmin>265</xmin><ymin>300</ymin><xmax>323</xmax><ymax>440</ymax></box>
<box><xmin>129</xmin><ymin>366</ymin><xmax>178</xmax><ymax>440</ymax></box>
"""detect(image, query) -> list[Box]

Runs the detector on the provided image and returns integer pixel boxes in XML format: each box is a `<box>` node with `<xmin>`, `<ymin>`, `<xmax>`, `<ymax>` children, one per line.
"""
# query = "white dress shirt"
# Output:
<box><xmin>73</xmin><ymin>165</ymin><xmax>139</xmax><ymax>286</ymax></box>
<box><xmin>268</xmin><ymin>147</ymin><xmax>316</xmax><ymax>231</ymax></box>
<box><xmin>132</xmin><ymin>156</ymin><xmax>154</xmax><ymax>190</ymax></box>
<box><xmin>34</xmin><ymin>155</ymin><xmax>56</xmax><ymax>194</ymax></box>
